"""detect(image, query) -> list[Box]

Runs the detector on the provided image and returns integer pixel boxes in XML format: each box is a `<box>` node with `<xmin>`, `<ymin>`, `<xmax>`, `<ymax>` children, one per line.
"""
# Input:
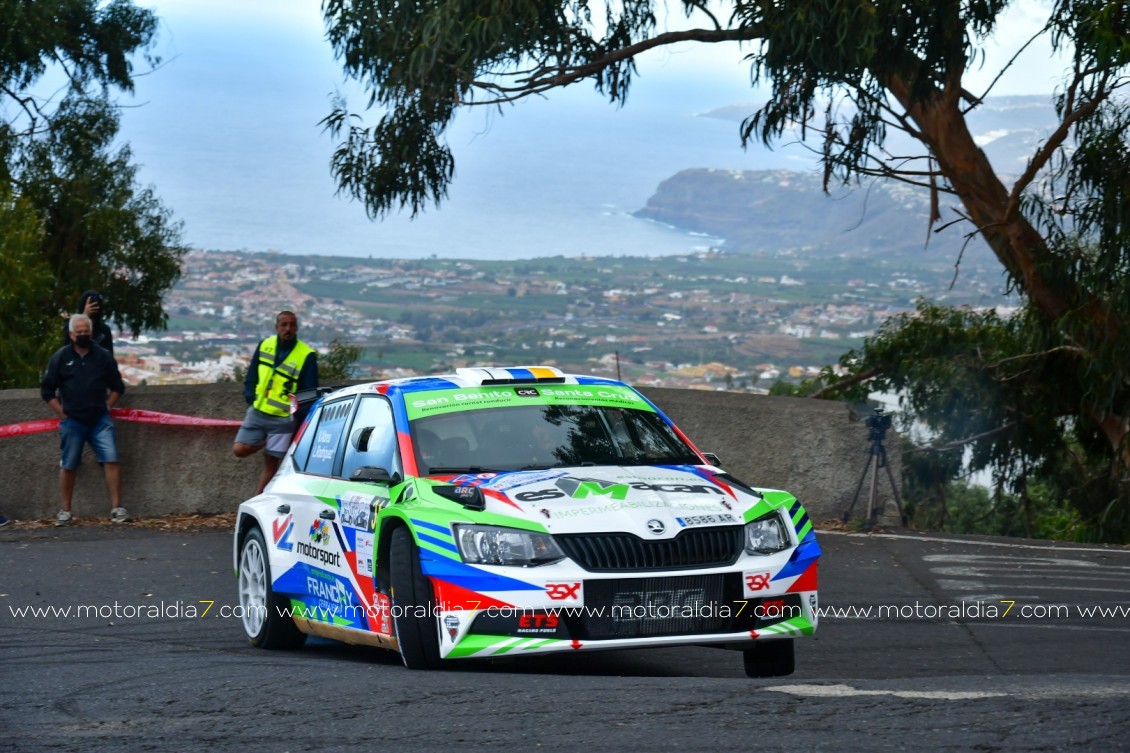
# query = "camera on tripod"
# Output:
<box><xmin>865</xmin><ymin>409</ymin><xmax>892</xmax><ymax>444</ymax></box>
<box><xmin>842</xmin><ymin>404</ymin><xmax>906</xmax><ymax>528</ymax></box>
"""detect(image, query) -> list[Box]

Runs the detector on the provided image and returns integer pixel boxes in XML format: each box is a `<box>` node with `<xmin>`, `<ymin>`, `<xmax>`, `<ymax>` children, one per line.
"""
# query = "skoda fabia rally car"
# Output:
<box><xmin>234</xmin><ymin>366</ymin><xmax>820</xmax><ymax>677</ymax></box>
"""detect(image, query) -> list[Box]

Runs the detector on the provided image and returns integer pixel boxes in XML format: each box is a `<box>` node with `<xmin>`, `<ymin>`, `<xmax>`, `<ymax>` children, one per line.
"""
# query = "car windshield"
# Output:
<box><xmin>410</xmin><ymin>403</ymin><xmax>701</xmax><ymax>474</ymax></box>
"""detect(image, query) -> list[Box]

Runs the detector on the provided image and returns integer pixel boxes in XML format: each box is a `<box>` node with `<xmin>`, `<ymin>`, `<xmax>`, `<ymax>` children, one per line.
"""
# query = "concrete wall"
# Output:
<box><xmin>0</xmin><ymin>384</ymin><xmax>901</xmax><ymax>524</ymax></box>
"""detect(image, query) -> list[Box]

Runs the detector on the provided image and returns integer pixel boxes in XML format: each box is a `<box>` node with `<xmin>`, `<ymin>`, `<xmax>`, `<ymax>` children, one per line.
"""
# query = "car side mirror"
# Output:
<box><xmin>702</xmin><ymin>452</ymin><xmax>722</xmax><ymax>467</ymax></box>
<box><xmin>349</xmin><ymin>466</ymin><xmax>399</xmax><ymax>485</ymax></box>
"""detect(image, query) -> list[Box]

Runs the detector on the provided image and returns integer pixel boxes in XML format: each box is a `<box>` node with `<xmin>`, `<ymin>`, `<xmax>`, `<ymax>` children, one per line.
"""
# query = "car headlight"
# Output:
<box><xmin>454</xmin><ymin>525</ymin><xmax>566</xmax><ymax>566</ymax></box>
<box><xmin>744</xmin><ymin>511</ymin><xmax>791</xmax><ymax>555</ymax></box>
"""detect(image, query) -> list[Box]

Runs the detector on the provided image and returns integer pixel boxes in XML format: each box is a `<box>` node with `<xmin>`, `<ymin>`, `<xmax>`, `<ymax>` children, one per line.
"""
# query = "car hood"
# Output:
<box><xmin>455</xmin><ymin>465</ymin><xmax>774</xmax><ymax>539</ymax></box>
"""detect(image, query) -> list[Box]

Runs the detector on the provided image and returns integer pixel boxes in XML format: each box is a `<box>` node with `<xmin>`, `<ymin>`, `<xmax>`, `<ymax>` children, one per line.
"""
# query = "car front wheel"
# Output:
<box><xmin>238</xmin><ymin>526</ymin><xmax>306</xmax><ymax>649</ymax></box>
<box><xmin>389</xmin><ymin>526</ymin><xmax>442</xmax><ymax>669</ymax></box>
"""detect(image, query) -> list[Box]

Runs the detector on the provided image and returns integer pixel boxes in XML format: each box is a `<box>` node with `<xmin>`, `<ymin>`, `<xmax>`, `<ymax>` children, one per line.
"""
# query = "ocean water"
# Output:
<box><xmin>116</xmin><ymin>10</ymin><xmax>815</xmax><ymax>261</ymax></box>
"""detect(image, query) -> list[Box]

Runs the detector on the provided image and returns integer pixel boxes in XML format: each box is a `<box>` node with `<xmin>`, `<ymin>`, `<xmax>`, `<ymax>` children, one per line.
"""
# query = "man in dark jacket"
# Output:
<box><xmin>63</xmin><ymin>290</ymin><xmax>114</xmax><ymax>357</ymax></box>
<box><xmin>42</xmin><ymin>314</ymin><xmax>128</xmax><ymax>525</ymax></box>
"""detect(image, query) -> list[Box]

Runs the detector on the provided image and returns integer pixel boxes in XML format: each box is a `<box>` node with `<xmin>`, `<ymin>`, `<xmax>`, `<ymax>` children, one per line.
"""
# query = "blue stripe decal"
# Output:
<box><xmin>333</xmin><ymin>522</ymin><xmax>350</xmax><ymax>553</ymax></box>
<box><xmin>421</xmin><ymin>555</ymin><xmax>544</xmax><ymax>591</ymax></box>
<box><xmin>411</xmin><ymin>518</ymin><xmax>452</xmax><ymax>536</ymax></box>
<box><xmin>793</xmin><ymin>512</ymin><xmax>810</xmax><ymax>533</ymax></box>
<box><xmin>417</xmin><ymin>531</ymin><xmax>459</xmax><ymax>554</ymax></box>
<box><xmin>394</xmin><ymin>377</ymin><xmax>462</xmax><ymax>393</ymax></box>
<box><xmin>573</xmin><ymin>376</ymin><xmax>624</xmax><ymax>387</ymax></box>
<box><xmin>774</xmin><ymin>538</ymin><xmax>822</xmax><ymax>580</ymax></box>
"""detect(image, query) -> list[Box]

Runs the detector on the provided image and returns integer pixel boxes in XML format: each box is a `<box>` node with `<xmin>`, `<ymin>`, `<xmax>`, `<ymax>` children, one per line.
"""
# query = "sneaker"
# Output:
<box><xmin>0</xmin><ymin>515</ymin><xmax>9</xmax><ymax>527</ymax></box>
<box><xmin>55</xmin><ymin>509</ymin><xmax>73</xmax><ymax>526</ymax></box>
<box><xmin>110</xmin><ymin>506</ymin><xmax>129</xmax><ymax>523</ymax></box>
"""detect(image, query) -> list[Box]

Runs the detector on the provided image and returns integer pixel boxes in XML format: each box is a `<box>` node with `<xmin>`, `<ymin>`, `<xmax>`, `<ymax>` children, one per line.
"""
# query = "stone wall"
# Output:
<box><xmin>0</xmin><ymin>383</ymin><xmax>901</xmax><ymax>524</ymax></box>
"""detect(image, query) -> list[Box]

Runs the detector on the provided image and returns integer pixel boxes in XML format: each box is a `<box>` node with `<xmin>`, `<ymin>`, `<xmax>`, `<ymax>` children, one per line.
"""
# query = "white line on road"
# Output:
<box><xmin>764</xmin><ymin>684</ymin><xmax>1006</xmax><ymax>700</ymax></box>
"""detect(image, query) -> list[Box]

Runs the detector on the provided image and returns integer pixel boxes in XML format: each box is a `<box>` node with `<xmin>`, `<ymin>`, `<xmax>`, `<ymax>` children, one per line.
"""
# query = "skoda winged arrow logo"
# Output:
<box><xmin>646</xmin><ymin>519</ymin><xmax>666</xmax><ymax>535</ymax></box>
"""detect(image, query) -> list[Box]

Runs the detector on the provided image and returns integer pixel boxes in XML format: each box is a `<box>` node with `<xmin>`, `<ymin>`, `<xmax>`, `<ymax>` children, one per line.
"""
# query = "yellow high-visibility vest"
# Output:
<box><xmin>253</xmin><ymin>336</ymin><xmax>314</xmax><ymax>417</ymax></box>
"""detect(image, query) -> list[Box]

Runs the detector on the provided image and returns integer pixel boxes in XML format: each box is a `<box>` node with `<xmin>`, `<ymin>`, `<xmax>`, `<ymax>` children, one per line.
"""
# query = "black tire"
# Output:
<box><xmin>743</xmin><ymin>639</ymin><xmax>795</xmax><ymax>678</ymax></box>
<box><xmin>238</xmin><ymin>527</ymin><xmax>307</xmax><ymax>649</ymax></box>
<box><xmin>389</xmin><ymin>526</ymin><xmax>442</xmax><ymax>669</ymax></box>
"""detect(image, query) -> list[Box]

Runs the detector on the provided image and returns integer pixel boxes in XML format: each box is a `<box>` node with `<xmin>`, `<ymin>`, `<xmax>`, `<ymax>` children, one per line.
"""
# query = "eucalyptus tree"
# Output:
<box><xmin>1</xmin><ymin>0</ymin><xmax>185</xmax><ymax>385</ymax></box>
<box><xmin>321</xmin><ymin>1</ymin><xmax>1130</xmax><ymax>539</ymax></box>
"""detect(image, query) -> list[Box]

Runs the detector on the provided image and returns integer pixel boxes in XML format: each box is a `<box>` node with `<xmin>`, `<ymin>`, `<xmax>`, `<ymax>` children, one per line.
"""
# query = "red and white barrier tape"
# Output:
<box><xmin>0</xmin><ymin>408</ymin><xmax>241</xmax><ymax>439</ymax></box>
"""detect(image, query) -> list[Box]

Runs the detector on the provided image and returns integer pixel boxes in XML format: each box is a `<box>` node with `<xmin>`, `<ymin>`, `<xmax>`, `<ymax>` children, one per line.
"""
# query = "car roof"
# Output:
<box><xmin>325</xmin><ymin>365</ymin><xmax>630</xmax><ymax>400</ymax></box>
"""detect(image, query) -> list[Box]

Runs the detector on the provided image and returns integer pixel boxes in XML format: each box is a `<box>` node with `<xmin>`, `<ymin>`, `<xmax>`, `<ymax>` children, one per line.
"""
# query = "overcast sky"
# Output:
<box><xmin>139</xmin><ymin>0</ymin><xmax>1066</xmax><ymax>95</ymax></box>
<box><xmin>116</xmin><ymin>1</ymin><xmax>1068</xmax><ymax>256</ymax></box>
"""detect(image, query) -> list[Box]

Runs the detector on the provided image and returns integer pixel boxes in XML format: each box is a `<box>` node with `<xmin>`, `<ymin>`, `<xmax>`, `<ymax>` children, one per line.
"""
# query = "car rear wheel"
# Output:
<box><xmin>389</xmin><ymin>526</ymin><xmax>442</xmax><ymax>669</ymax></box>
<box><xmin>743</xmin><ymin>639</ymin><xmax>795</xmax><ymax>678</ymax></box>
<box><xmin>238</xmin><ymin>526</ymin><xmax>306</xmax><ymax>649</ymax></box>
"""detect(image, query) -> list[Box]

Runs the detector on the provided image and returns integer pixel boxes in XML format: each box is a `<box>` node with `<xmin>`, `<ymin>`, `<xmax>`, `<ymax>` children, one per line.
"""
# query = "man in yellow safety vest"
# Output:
<box><xmin>233</xmin><ymin>310</ymin><xmax>318</xmax><ymax>494</ymax></box>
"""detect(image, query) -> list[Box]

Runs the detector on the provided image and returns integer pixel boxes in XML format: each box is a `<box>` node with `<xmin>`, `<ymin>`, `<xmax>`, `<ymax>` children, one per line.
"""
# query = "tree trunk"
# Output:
<box><xmin>885</xmin><ymin>79</ymin><xmax>1130</xmax><ymax>467</ymax></box>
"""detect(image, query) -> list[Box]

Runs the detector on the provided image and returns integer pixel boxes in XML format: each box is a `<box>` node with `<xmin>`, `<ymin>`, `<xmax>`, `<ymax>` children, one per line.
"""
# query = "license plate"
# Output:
<box><xmin>610</xmin><ymin>587</ymin><xmax>708</xmax><ymax>624</ymax></box>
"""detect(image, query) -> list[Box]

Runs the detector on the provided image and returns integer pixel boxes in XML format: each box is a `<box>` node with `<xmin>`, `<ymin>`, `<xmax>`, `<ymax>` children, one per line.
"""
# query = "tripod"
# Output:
<box><xmin>842</xmin><ymin>421</ymin><xmax>908</xmax><ymax>530</ymax></box>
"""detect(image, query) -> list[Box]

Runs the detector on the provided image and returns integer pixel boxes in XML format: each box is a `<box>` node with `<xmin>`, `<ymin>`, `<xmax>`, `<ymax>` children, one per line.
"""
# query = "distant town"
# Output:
<box><xmin>115</xmin><ymin>248</ymin><xmax>1015</xmax><ymax>392</ymax></box>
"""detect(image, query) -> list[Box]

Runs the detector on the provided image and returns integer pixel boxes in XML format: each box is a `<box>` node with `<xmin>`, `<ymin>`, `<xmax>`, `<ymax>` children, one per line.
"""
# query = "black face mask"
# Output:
<box><xmin>74</xmin><ymin>335</ymin><xmax>92</xmax><ymax>348</ymax></box>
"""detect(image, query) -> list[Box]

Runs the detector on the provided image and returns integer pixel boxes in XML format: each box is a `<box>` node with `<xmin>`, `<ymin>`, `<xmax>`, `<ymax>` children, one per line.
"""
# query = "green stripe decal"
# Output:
<box><xmin>447</xmin><ymin>634</ymin><xmax>564</xmax><ymax>658</ymax></box>
<box><xmin>405</xmin><ymin>384</ymin><xmax>651</xmax><ymax>420</ymax></box>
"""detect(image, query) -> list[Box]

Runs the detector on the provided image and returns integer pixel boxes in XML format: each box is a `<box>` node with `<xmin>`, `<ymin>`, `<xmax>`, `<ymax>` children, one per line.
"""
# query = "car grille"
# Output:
<box><xmin>554</xmin><ymin>526</ymin><xmax>744</xmax><ymax>571</ymax></box>
<box><xmin>574</xmin><ymin>574</ymin><xmax>736</xmax><ymax>639</ymax></box>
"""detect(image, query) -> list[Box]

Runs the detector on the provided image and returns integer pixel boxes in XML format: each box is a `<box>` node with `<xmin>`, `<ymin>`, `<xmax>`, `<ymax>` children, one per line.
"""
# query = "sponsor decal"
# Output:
<box><xmin>745</xmin><ymin>572</ymin><xmax>772</xmax><ymax>593</ymax></box>
<box><xmin>340</xmin><ymin>492</ymin><xmax>379</xmax><ymax>530</ymax></box>
<box><xmin>297</xmin><ymin>520</ymin><xmax>342</xmax><ymax>567</ymax></box>
<box><xmin>355</xmin><ymin>531</ymin><xmax>375</xmax><ymax>576</ymax></box>
<box><xmin>405</xmin><ymin>385</ymin><xmax>655</xmax><ymax>419</ymax></box>
<box><xmin>556</xmin><ymin>476</ymin><xmax>629</xmax><ymax>500</ymax></box>
<box><xmin>309</xmin><ymin>519</ymin><xmax>331</xmax><ymax>545</ymax></box>
<box><xmin>545</xmin><ymin>582</ymin><xmax>582</xmax><ymax>601</ymax></box>
<box><xmin>306</xmin><ymin>575</ymin><xmax>350</xmax><ymax>606</ymax></box>
<box><xmin>514</xmin><ymin>477</ymin><xmax>726</xmax><ymax>503</ymax></box>
<box><xmin>444</xmin><ymin>614</ymin><xmax>460</xmax><ymax>641</ymax></box>
<box><xmin>646</xmin><ymin>519</ymin><xmax>666</xmax><ymax>535</ymax></box>
<box><xmin>375</xmin><ymin>593</ymin><xmax>392</xmax><ymax>634</ymax></box>
<box><xmin>517</xmin><ymin>612</ymin><xmax>560</xmax><ymax>634</ymax></box>
<box><xmin>479</xmin><ymin>469</ymin><xmax>566</xmax><ymax>492</ymax></box>
<box><xmin>272</xmin><ymin>514</ymin><xmax>294</xmax><ymax>551</ymax></box>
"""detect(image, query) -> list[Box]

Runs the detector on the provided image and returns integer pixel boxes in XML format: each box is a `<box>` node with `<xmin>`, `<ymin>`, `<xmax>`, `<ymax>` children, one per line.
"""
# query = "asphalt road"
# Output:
<box><xmin>2</xmin><ymin>524</ymin><xmax>1128</xmax><ymax>752</ymax></box>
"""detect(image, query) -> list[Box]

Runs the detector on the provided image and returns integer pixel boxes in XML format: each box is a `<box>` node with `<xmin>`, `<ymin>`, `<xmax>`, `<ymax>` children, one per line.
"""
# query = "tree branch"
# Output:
<box><xmin>471</xmin><ymin>27</ymin><xmax>759</xmax><ymax>101</ymax></box>
<box><xmin>1005</xmin><ymin>72</ymin><xmax>1107</xmax><ymax>221</ymax></box>
<box><xmin>909</xmin><ymin>422</ymin><xmax>1018</xmax><ymax>454</ymax></box>
<box><xmin>809</xmin><ymin>367</ymin><xmax>880</xmax><ymax>400</ymax></box>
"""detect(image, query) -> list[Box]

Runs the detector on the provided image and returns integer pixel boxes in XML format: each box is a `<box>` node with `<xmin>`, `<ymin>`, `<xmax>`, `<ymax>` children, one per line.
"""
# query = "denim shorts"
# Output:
<box><xmin>59</xmin><ymin>413</ymin><xmax>119</xmax><ymax>470</ymax></box>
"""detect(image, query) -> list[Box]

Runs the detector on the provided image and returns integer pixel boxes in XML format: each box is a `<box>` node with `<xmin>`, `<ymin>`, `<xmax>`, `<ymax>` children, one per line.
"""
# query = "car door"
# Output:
<box><xmin>279</xmin><ymin>396</ymin><xmax>356</xmax><ymax>620</ymax></box>
<box><xmin>333</xmin><ymin>395</ymin><xmax>401</xmax><ymax>633</ymax></box>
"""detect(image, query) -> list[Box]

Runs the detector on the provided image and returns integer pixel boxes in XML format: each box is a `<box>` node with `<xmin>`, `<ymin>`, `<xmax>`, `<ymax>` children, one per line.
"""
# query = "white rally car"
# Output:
<box><xmin>234</xmin><ymin>366</ymin><xmax>820</xmax><ymax>677</ymax></box>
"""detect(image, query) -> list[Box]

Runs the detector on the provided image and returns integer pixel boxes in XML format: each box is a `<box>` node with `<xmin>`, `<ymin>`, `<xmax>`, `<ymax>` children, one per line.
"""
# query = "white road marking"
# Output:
<box><xmin>764</xmin><ymin>684</ymin><xmax>1006</xmax><ymax>700</ymax></box>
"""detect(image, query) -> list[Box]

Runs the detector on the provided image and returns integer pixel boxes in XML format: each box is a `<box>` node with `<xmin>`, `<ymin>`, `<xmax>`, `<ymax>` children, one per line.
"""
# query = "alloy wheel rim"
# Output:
<box><xmin>239</xmin><ymin>538</ymin><xmax>267</xmax><ymax>636</ymax></box>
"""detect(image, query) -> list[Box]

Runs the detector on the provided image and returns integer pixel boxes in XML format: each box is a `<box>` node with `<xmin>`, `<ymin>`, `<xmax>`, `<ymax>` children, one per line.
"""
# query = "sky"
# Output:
<box><xmin>116</xmin><ymin>1</ymin><xmax>1068</xmax><ymax>258</ymax></box>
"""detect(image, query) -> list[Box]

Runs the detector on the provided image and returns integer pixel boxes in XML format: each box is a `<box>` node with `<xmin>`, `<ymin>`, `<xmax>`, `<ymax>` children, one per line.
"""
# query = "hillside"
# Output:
<box><xmin>635</xmin><ymin>95</ymin><xmax>1058</xmax><ymax>264</ymax></box>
